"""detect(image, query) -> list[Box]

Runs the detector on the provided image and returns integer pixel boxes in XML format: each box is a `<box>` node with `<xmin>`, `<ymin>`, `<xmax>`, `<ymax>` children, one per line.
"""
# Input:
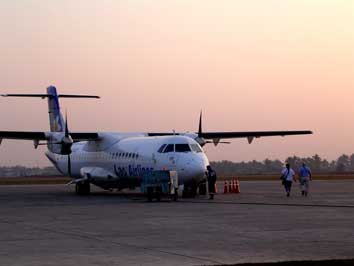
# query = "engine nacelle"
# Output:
<box><xmin>47</xmin><ymin>133</ymin><xmax>73</xmax><ymax>155</ymax></box>
<box><xmin>183</xmin><ymin>133</ymin><xmax>207</xmax><ymax>146</ymax></box>
<box><xmin>60</xmin><ymin>135</ymin><xmax>73</xmax><ymax>154</ymax></box>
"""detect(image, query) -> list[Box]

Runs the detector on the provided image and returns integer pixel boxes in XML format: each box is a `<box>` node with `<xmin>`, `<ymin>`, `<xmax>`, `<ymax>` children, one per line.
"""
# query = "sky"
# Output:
<box><xmin>0</xmin><ymin>0</ymin><xmax>353</xmax><ymax>166</ymax></box>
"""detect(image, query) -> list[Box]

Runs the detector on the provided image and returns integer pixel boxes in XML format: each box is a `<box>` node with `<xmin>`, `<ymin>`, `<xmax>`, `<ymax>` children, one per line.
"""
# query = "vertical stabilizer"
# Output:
<box><xmin>47</xmin><ymin>86</ymin><xmax>65</xmax><ymax>132</ymax></box>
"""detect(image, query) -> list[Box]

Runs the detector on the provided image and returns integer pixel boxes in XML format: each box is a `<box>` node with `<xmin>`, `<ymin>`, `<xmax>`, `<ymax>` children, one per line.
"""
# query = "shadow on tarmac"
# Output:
<box><xmin>212</xmin><ymin>259</ymin><xmax>354</xmax><ymax>266</ymax></box>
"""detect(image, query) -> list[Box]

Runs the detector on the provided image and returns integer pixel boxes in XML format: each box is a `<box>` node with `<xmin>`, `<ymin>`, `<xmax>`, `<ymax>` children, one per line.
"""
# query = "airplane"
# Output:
<box><xmin>0</xmin><ymin>86</ymin><xmax>312</xmax><ymax>196</ymax></box>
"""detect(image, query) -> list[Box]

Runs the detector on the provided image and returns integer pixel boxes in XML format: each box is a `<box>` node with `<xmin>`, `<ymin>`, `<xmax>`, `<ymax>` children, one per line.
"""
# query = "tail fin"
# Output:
<box><xmin>1</xmin><ymin>85</ymin><xmax>100</xmax><ymax>132</ymax></box>
<box><xmin>47</xmin><ymin>86</ymin><xmax>65</xmax><ymax>132</ymax></box>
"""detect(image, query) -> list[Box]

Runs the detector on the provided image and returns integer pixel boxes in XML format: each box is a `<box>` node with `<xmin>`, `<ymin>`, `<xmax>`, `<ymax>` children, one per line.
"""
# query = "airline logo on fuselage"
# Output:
<box><xmin>114</xmin><ymin>164</ymin><xmax>154</xmax><ymax>177</ymax></box>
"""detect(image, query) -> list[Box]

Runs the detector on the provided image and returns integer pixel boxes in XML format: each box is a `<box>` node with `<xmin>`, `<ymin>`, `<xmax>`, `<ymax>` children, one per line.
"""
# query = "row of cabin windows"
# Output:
<box><xmin>109</xmin><ymin>152</ymin><xmax>139</xmax><ymax>159</ymax></box>
<box><xmin>57</xmin><ymin>152</ymin><xmax>139</xmax><ymax>161</ymax></box>
<box><xmin>157</xmin><ymin>143</ymin><xmax>203</xmax><ymax>153</ymax></box>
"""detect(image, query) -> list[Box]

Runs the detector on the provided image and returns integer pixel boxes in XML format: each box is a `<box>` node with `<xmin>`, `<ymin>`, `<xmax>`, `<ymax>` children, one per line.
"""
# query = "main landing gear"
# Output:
<box><xmin>75</xmin><ymin>181</ymin><xmax>91</xmax><ymax>195</ymax></box>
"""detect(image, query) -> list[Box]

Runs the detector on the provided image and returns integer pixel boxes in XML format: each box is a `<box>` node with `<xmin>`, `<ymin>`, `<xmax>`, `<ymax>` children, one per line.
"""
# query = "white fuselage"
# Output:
<box><xmin>46</xmin><ymin>133</ymin><xmax>209</xmax><ymax>189</ymax></box>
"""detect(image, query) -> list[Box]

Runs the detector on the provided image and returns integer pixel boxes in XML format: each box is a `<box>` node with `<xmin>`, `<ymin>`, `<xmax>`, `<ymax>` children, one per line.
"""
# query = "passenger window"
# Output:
<box><xmin>163</xmin><ymin>144</ymin><xmax>174</xmax><ymax>153</ymax></box>
<box><xmin>157</xmin><ymin>144</ymin><xmax>167</xmax><ymax>153</ymax></box>
<box><xmin>175</xmin><ymin>144</ymin><xmax>191</xmax><ymax>152</ymax></box>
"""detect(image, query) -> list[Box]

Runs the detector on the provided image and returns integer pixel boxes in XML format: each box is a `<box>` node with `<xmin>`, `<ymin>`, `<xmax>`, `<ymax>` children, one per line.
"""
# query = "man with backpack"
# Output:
<box><xmin>281</xmin><ymin>163</ymin><xmax>296</xmax><ymax>197</ymax></box>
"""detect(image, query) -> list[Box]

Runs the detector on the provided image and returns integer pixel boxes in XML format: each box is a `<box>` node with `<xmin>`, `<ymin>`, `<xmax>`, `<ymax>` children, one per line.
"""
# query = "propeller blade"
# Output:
<box><xmin>68</xmin><ymin>154</ymin><xmax>72</xmax><ymax>177</ymax></box>
<box><xmin>65</xmin><ymin>111</ymin><xmax>69</xmax><ymax>138</ymax></box>
<box><xmin>198</xmin><ymin>110</ymin><xmax>202</xmax><ymax>138</ymax></box>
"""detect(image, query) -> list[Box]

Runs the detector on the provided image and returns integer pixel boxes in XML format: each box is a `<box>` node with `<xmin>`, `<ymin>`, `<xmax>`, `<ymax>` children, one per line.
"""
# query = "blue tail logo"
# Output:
<box><xmin>47</xmin><ymin>86</ymin><xmax>64</xmax><ymax>132</ymax></box>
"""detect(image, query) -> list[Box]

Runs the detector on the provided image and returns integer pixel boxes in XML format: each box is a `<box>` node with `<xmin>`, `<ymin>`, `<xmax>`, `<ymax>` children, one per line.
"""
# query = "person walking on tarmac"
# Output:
<box><xmin>281</xmin><ymin>163</ymin><xmax>296</xmax><ymax>197</ymax></box>
<box><xmin>299</xmin><ymin>163</ymin><xmax>312</xmax><ymax>197</ymax></box>
<box><xmin>206</xmin><ymin>165</ymin><xmax>217</xmax><ymax>200</ymax></box>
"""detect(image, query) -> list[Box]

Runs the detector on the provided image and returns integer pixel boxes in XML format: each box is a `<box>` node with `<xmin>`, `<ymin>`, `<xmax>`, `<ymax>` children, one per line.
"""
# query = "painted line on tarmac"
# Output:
<box><xmin>179</xmin><ymin>200</ymin><xmax>354</xmax><ymax>209</ymax></box>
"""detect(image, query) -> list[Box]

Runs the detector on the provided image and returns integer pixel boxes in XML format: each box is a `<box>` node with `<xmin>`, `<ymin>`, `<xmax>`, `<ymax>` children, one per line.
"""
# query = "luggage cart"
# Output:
<box><xmin>141</xmin><ymin>170</ymin><xmax>179</xmax><ymax>202</ymax></box>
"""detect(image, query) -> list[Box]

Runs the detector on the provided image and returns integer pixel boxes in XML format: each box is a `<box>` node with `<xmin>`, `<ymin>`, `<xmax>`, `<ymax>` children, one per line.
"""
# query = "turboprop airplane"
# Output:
<box><xmin>1</xmin><ymin>86</ymin><xmax>312</xmax><ymax>196</ymax></box>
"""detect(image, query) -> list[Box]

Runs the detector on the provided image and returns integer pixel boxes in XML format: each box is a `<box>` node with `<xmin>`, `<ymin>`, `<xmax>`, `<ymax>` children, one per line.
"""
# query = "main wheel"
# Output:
<box><xmin>75</xmin><ymin>181</ymin><xmax>91</xmax><ymax>195</ymax></box>
<box><xmin>155</xmin><ymin>186</ymin><xmax>162</xmax><ymax>202</ymax></box>
<box><xmin>198</xmin><ymin>182</ymin><xmax>207</xmax><ymax>195</ymax></box>
<box><xmin>173</xmin><ymin>191</ymin><xmax>178</xmax><ymax>201</ymax></box>
<box><xmin>156</xmin><ymin>192</ymin><xmax>161</xmax><ymax>202</ymax></box>
<box><xmin>147</xmin><ymin>187</ymin><xmax>153</xmax><ymax>202</ymax></box>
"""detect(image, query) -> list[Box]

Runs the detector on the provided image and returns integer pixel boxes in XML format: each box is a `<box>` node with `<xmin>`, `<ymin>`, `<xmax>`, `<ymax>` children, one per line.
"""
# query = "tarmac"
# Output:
<box><xmin>0</xmin><ymin>180</ymin><xmax>354</xmax><ymax>266</ymax></box>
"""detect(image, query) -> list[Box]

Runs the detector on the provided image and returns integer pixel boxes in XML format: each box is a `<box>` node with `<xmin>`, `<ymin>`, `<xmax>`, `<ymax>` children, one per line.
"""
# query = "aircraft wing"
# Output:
<box><xmin>148</xmin><ymin>130</ymin><xmax>312</xmax><ymax>145</ymax></box>
<box><xmin>149</xmin><ymin>131</ymin><xmax>312</xmax><ymax>138</ymax></box>
<box><xmin>200</xmin><ymin>130</ymin><xmax>312</xmax><ymax>144</ymax></box>
<box><xmin>0</xmin><ymin>131</ymin><xmax>99</xmax><ymax>141</ymax></box>
<box><xmin>200</xmin><ymin>130</ymin><xmax>313</xmax><ymax>139</ymax></box>
<box><xmin>70</xmin><ymin>132</ymin><xmax>99</xmax><ymax>140</ymax></box>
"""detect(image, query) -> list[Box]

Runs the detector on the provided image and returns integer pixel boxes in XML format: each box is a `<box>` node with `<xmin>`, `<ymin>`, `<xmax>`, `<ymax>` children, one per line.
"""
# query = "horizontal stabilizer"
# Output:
<box><xmin>0</xmin><ymin>131</ymin><xmax>99</xmax><ymax>141</ymax></box>
<box><xmin>1</xmin><ymin>94</ymin><xmax>100</xmax><ymax>99</ymax></box>
<box><xmin>0</xmin><ymin>131</ymin><xmax>47</xmax><ymax>140</ymax></box>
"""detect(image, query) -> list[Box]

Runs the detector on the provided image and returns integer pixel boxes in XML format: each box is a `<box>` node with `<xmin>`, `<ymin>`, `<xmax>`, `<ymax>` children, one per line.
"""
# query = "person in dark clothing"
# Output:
<box><xmin>281</xmin><ymin>163</ymin><xmax>296</xmax><ymax>197</ymax></box>
<box><xmin>206</xmin><ymin>165</ymin><xmax>217</xmax><ymax>200</ymax></box>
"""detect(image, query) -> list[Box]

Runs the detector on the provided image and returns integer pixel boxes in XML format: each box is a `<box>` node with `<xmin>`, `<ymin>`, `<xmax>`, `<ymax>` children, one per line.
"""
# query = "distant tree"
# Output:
<box><xmin>320</xmin><ymin>159</ymin><xmax>330</xmax><ymax>172</ymax></box>
<box><xmin>349</xmin><ymin>154</ymin><xmax>354</xmax><ymax>171</ymax></box>
<box><xmin>285</xmin><ymin>155</ymin><xmax>301</xmax><ymax>170</ymax></box>
<box><xmin>310</xmin><ymin>154</ymin><xmax>322</xmax><ymax>172</ymax></box>
<box><xmin>337</xmin><ymin>154</ymin><xmax>349</xmax><ymax>172</ymax></box>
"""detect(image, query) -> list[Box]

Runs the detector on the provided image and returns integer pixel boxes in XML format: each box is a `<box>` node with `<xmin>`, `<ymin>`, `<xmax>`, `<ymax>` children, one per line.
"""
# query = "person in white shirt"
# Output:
<box><xmin>281</xmin><ymin>163</ymin><xmax>297</xmax><ymax>197</ymax></box>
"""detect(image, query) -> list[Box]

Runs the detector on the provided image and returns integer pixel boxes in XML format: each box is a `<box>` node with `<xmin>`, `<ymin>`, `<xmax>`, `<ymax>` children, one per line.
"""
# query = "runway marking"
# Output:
<box><xmin>0</xmin><ymin>219</ymin><xmax>224</xmax><ymax>265</ymax></box>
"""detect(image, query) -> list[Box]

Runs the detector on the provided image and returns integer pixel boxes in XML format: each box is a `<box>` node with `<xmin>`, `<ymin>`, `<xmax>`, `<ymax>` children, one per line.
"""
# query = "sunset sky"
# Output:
<box><xmin>0</xmin><ymin>0</ymin><xmax>353</xmax><ymax>166</ymax></box>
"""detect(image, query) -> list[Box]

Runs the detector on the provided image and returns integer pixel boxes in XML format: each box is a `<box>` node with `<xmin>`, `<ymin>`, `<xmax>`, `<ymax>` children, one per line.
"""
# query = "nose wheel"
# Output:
<box><xmin>75</xmin><ymin>181</ymin><xmax>91</xmax><ymax>195</ymax></box>
<box><xmin>182</xmin><ymin>181</ymin><xmax>197</xmax><ymax>198</ymax></box>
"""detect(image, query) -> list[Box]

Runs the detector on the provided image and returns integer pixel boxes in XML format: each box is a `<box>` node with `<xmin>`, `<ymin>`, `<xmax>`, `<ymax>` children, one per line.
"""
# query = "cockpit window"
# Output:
<box><xmin>175</xmin><ymin>144</ymin><xmax>191</xmax><ymax>152</ymax></box>
<box><xmin>190</xmin><ymin>144</ymin><xmax>203</xmax><ymax>153</ymax></box>
<box><xmin>157</xmin><ymin>144</ymin><xmax>167</xmax><ymax>153</ymax></box>
<box><xmin>163</xmin><ymin>144</ymin><xmax>174</xmax><ymax>153</ymax></box>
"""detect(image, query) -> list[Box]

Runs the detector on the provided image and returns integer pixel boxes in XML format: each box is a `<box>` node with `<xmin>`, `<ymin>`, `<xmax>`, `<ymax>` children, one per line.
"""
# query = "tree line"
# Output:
<box><xmin>1</xmin><ymin>154</ymin><xmax>354</xmax><ymax>177</ymax></box>
<box><xmin>210</xmin><ymin>154</ymin><xmax>354</xmax><ymax>176</ymax></box>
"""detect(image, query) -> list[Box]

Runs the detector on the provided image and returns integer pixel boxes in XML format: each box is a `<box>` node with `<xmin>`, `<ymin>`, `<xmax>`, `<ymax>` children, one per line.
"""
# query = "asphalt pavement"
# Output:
<box><xmin>0</xmin><ymin>180</ymin><xmax>353</xmax><ymax>266</ymax></box>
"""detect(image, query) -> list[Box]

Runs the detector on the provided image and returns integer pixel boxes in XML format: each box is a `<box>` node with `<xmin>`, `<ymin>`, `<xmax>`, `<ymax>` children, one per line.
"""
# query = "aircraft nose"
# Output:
<box><xmin>184</xmin><ymin>157</ymin><xmax>207</xmax><ymax>179</ymax></box>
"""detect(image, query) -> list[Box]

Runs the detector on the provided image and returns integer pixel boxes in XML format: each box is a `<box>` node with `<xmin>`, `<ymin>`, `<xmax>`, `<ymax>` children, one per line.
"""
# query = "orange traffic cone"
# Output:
<box><xmin>229</xmin><ymin>180</ymin><xmax>232</xmax><ymax>193</ymax></box>
<box><xmin>232</xmin><ymin>179</ymin><xmax>236</xmax><ymax>193</ymax></box>
<box><xmin>235</xmin><ymin>179</ymin><xmax>240</xmax><ymax>193</ymax></box>
<box><xmin>224</xmin><ymin>181</ymin><xmax>228</xmax><ymax>194</ymax></box>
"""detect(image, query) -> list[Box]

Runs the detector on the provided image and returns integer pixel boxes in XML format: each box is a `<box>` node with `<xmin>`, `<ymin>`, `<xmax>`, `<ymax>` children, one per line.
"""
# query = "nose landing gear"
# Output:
<box><xmin>75</xmin><ymin>181</ymin><xmax>91</xmax><ymax>195</ymax></box>
<box><xmin>182</xmin><ymin>180</ymin><xmax>198</xmax><ymax>198</ymax></box>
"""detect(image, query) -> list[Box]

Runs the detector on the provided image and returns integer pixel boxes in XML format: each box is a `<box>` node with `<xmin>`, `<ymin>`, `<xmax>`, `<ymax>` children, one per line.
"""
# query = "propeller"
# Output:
<box><xmin>63</xmin><ymin>111</ymin><xmax>73</xmax><ymax>177</ymax></box>
<box><xmin>196</xmin><ymin>111</ymin><xmax>230</xmax><ymax>147</ymax></box>
<box><xmin>198</xmin><ymin>110</ymin><xmax>202</xmax><ymax>138</ymax></box>
<box><xmin>196</xmin><ymin>111</ymin><xmax>207</xmax><ymax>146</ymax></box>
